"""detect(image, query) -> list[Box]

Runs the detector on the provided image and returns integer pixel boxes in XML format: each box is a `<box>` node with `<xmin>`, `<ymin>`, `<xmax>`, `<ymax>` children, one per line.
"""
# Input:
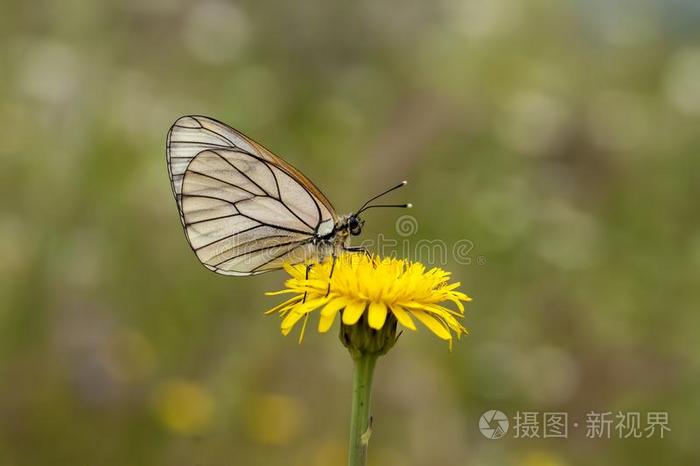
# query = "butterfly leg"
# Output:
<box><xmin>302</xmin><ymin>263</ymin><xmax>314</xmax><ymax>303</ymax></box>
<box><xmin>344</xmin><ymin>245</ymin><xmax>376</xmax><ymax>267</ymax></box>
<box><xmin>344</xmin><ymin>245</ymin><xmax>371</xmax><ymax>256</ymax></box>
<box><xmin>324</xmin><ymin>254</ymin><xmax>337</xmax><ymax>297</ymax></box>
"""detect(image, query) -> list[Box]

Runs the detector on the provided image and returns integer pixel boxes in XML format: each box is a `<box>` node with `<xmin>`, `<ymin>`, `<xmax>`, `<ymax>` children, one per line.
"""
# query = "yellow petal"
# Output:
<box><xmin>264</xmin><ymin>295</ymin><xmax>303</xmax><ymax>315</ymax></box>
<box><xmin>265</xmin><ymin>289</ymin><xmax>300</xmax><ymax>296</ymax></box>
<box><xmin>283</xmin><ymin>262</ymin><xmax>306</xmax><ymax>279</ymax></box>
<box><xmin>320</xmin><ymin>298</ymin><xmax>347</xmax><ymax>317</ymax></box>
<box><xmin>318</xmin><ymin>312</ymin><xmax>337</xmax><ymax>333</ymax></box>
<box><xmin>281</xmin><ymin>311</ymin><xmax>304</xmax><ymax>332</ymax></box>
<box><xmin>368</xmin><ymin>302</ymin><xmax>387</xmax><ymax>329</ymax></box>
<box><xmin>300</xmin><ymin>278</ymin><xmax>329</xmax><ymax>290</ymax></box>
<box><xmin>451</xmin><ymin>290</ymin><xmax>472</xmax><ymax>302</ymax></box>
<box><xmin>342</xmin><ymin>301</ymin><xmax>366</xmax><ymax>325</ymax></box>
<box><xmin>296</xmin><ymin>297</ymin><xmax>329</xmax><ymax>315</ymax></box>
<box><xmin>298</xmin><ymin>313</ymin><xmax>310</xmax><ymax>344</ymax></box>
<box><xmin>390</xmin><ymin>305</ymin><xmax>416</xmax><ymax>330</ymax></box>
<box><xmin>443</xmin><ymin>282</ymin><xmax>461</xmax><ymax>291</ymax></box>
<box><xmin>402</xmin><ymin>302</ymin><xmax>427</xmax><ymax>309</ymax></box>
<box><xmin>412</xmin><ymin>310</ymin><xmax>451</xmax><ymax>340</ymax></box>
<box><xmin>447</xmin><ymin>296</ymin><xmax>465</xmax><ymax>313</ymax></box>
<box><xmin>423</xmin><ymin>304</ymin><xmax>461</xmax><ymax>319</ymax></box>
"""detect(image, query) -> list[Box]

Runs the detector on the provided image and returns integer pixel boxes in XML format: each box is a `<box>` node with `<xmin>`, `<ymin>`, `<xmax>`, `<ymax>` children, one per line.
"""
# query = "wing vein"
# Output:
<box><xmin>187</xmin><ymin>169</ymin><xmax>259</xmax><ymax>197</ymax></box>
<box><xmin>186</xmin><ymin>213</ymin><xmax>241</xmax><ymax>227</ymax></box>
<box><xmin>211</xmin><ymin>150</ymin><xmax>316</xmax><ymax>231</ymax></box>
<box><xmin>214</xmin><ymin>238</ymin><xmax>309</xmax><ymax>267</ymax></box>
<box><xmin>250</xmin><ymin>242</ymin><xmax>310</xmax><ymax>272</ymax></box>
<box><xmin>183</xmin><ymin>194</ymin><xmax>313</xmax><ymax>235</ymax></box>
<box><xmin>193</xmin><ymin>224</ymin><xmax>268</xmax><ymax>251</ymax></box>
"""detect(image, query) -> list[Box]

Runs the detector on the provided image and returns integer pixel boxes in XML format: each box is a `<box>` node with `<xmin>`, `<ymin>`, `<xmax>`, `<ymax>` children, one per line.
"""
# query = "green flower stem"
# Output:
<box><xmin>348</xmin><ymin>351</ymin><xmax>378</xmax><ymax>466</ymax></box>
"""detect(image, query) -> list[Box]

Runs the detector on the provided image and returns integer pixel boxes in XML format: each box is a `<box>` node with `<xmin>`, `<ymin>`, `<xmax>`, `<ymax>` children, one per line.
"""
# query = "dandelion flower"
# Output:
<box><xmin>265</xmin><ymin>253</ymin><xmax>471</xmax><ymax>348</ymax></box>
<box><xmin>265</xmin><ymin>253</ymin><xmax>472</xmax><ymax>466</ymax></box>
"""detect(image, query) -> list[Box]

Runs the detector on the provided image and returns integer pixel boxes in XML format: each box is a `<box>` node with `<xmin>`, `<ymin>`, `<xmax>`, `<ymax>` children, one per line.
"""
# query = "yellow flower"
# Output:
<box><xmin>265</xmin><ymin>254</ymin><xmax>471</xmax><ymax>347</ymax></box>
<box><xmin>154</xmin><ymin>380</ymin><xmax>214</xmax><ymax>435</ymax></box>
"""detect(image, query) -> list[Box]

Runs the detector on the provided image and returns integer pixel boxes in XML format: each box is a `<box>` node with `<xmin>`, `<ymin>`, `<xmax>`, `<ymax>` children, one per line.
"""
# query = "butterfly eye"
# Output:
<box><xmin>349</xmin><ymin>217</ymin><xmax>362</xmax><ymax>236</ymax></box>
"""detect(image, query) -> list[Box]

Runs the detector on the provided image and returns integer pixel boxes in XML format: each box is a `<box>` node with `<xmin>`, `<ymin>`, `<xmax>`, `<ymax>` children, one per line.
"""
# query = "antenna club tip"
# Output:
<box><xmin>401</xmin><ymin>180</ymin><xmax>408</xmax><ymax>185</ymax></box>
<box><xmin>406</xmin><ymin>203</ymin><xmax>413</xmax><ymax>208</ymax></box>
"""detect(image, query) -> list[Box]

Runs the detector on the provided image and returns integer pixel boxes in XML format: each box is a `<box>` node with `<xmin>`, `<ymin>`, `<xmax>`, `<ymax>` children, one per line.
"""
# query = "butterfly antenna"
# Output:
<box><xmin>357</xmin><ymin>203</ymin><xmax>412</xmax><ymax>213</ymax></box>
<box><xmin>356</xmin><ymin>181</ymin><xmax>411</xmax><ymax>214</ymax></box>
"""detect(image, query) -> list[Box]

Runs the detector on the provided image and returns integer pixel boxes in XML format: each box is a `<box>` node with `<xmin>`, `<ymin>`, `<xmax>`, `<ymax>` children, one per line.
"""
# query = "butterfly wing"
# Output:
<box><xmin>180</xmin><ymin>148</ymin><xmax>332</xmax><ymax>275</ymax></box>
<box><xmin>167</xmin><ymin>115</ymin><xmax>337</xmax><ymax>226</ymax></box>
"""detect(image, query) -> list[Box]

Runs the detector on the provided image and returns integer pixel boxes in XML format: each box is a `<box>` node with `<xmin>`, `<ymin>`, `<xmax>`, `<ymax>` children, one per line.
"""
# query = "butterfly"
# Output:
<box><xmin>166</xmin><ymin>115</ymin><xmax>410</xmax><ymax>276</ymax></box>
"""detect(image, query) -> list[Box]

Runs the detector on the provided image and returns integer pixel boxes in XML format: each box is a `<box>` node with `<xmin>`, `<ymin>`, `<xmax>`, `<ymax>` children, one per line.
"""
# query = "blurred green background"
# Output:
<box><xmin>1</xmin><ymin>0</ymin><xmax>699</xmax><ymax>464</ymax></box>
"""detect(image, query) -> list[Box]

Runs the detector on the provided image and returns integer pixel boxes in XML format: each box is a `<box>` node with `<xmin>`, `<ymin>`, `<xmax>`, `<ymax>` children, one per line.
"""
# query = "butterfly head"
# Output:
<box><xmin>347</xmin><ymin>215</ymin><xmax>364</xmax><ymax>236</ymax></box>
<box><xmin>333</xmin><ymin>214</ymin><xmax>364</xmax><ymax>239</ymax></box>
<box><xmin>341</xmin><ymin>181</ymin><xmax>411</xmax><ymax>239</ymax></box>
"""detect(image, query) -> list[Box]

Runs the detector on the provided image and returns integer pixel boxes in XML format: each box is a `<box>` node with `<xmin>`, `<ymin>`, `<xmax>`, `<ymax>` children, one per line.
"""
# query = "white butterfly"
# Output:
<box><xmin>166</xmin><ymin>115</ymin><xmax>409</xmax><ymax>275</ymax></box>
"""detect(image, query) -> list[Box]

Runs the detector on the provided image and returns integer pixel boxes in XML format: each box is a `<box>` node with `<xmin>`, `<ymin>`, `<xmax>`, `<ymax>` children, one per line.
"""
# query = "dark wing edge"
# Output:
<box><xmin>166</xmin><ymin>115</ymin><xmax>338</xmax><ymax>223</ymax></box>
<box><xmin>178</xmin><ymin>148</ymin><xmax>322</xmax><ymax>275</ymax></box>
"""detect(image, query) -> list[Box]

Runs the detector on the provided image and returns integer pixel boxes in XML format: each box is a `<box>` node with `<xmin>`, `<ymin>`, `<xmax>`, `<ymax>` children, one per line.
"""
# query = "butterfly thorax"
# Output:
<box><xmin>313</xmin><ymin>214</ymin><xmax>363</xmax><ymax>251</ymax></box>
